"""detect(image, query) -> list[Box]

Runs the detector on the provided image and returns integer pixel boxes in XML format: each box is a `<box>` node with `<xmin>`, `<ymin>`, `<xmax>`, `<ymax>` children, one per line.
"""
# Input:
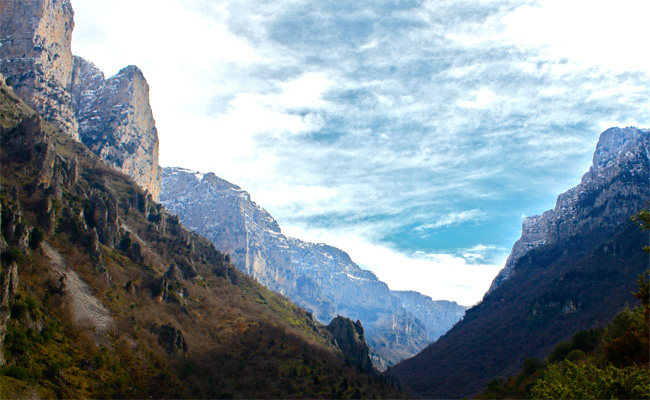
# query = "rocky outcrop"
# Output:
<box><xmin>160</xmin><ymin>168</ymin><xmax>293</xmax><ymax>294</ymax></box>
<box><xmin>326</xmin><ymin>316</ymin><xmax>374</xmax><ymax>372</ymax></box>
<box><xmin>0</xmin><ymin>0</ymin><xmax>79</xmax><ymax>139</ymax></box>
<box><xmin>0</xmin><ymin>0</ymin><xmax>161</xmax><ymax>200</ymax></box>
<box><xmin>489</xmin><ymin>127</ymin><xmax>650</xmax><ymax>293</ymax></box>
<box><xmin>154</xmin><ymin>322</ymin><xmax>188</xmax><ymax>354</ymax></box>
<box><xmin>72</xmin><ymin>58</ymin><xmax>162</xmax><ymax>200</ymax></box>
<box><xmin>287</xmin><ymin>237</ymin><xmax>430</xmax><ymax>364</ymax></box>
<box><xmin>392</xmin><ymin>291</ymin><xmax>467</xmax><ymax>342</ymax></box>
<box><xmin>161</xmin><ymin>167</ymin><xmax>441</xmax><ymax>365</ymax></box>
<box><xmin>0</xmin><ymin>262</ymin><xmax>19</xmax><ymax>366</ymax></box>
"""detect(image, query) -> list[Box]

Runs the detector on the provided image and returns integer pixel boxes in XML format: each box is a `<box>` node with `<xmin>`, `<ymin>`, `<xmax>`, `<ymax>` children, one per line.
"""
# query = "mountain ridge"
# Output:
<box><xmin>0</xmin><ymin>0</ymin><xmax>162</xmax><ymax>199</ymax></box>
<box><xmin>489</xmin><ymin>126</ymin><xmax>649</xmax><ymax>293</ymax></box>
<box><xmin>161</xmin><ymin>166</ymin><xmax>467</xmax><ymax>366</ymax></box>
<box><xmin>388</xmin><ymin>126</ymin><xmax>650</xmax><ymax>398</ymax></box>
<box><xmin>0</xmin><ymin>74</ymin><xmax>403</xmax><ymax>398</ymax></box>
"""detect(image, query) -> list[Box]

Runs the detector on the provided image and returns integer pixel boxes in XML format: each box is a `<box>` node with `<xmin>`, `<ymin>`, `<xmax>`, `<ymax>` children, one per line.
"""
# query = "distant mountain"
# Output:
<box><xmin>286</xmin><ymin>237</ymin><xmax>431</xmax><ymax>365</ymax></box>
<box><xmin>161</xmin><ymin>167</ymin><xmax>465</xmax><ymax>365</ymax></box>
<box><xmin>0</xmin><ymin>0</ymin><xmax>161</xmax><ymax>199</ymax></box>
<box><xmin>0</xmin><ymin>73</ymin><xmax>402</xmax><ymax>399</ymax></box>
<box><xmin>391</xmin><ymin>291</ymin><xmax>466</xmax><ymax>342</ymax></box>
<box><xmin>388</xmin><ymin>126</ymin><xmax>650</xmax><ymax>398</ymax></box>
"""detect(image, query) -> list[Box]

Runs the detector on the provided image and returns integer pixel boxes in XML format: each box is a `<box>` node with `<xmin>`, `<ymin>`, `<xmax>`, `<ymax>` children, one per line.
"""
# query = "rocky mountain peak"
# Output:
<box><xmin>1</xmin><ymin>0</ymin><xmax>162</xmax><ymax>200</ymax></box>
<box><xmin>488</xmin><ymin>127</ymin><xmax>650</xmax><ymax>293</ymax></box>
<box><xmin>71</xmin><ymin>56</ymin><xmax>105</xmax><ymax>103</ymax></box>
<box><xmin>72</xmin><ymin>59</ymin><xmax>162</xmax><ymax>200</ymax></box>
<box><xmin>0</xmin><ymin>0</ymin><xmax>79</xmax><ymax>139</ymax></box>
<box><xmin>592</xmin><ymin>127</ymin><xmax>648</xmax><ymax>170</ymax></box>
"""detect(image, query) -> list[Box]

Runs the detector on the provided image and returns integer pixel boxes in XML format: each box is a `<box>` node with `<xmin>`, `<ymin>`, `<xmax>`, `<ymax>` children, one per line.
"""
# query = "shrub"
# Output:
<box><xmin>29</xmin><ymin>227</ymin><xmax>44</xmax><ymax>249</ymax></box>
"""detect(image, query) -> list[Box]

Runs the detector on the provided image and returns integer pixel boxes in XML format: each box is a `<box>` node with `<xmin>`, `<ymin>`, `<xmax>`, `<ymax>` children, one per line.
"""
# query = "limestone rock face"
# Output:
<box><xmin>0</xmin><ymin>0</ymin><xmax>162</xmax><ymax>200</ymax></box>
<box><xmin>72</xmin><ymin>58</ymin><xmax>162</xmax><ymax>199</ymax></box>
<box><xmin>161</xmin><ymin>167</ymin><xmax>442</xmax><ymax>365</ymax></box>
<box><xmin>160</xmin><ymin>168</ymin><xmax>293</xmax><ymax>294</ymax></box>
<box><xmin>392</xmin><ymin>291</ymin><xmax>467</xmax><ymax>342</ymax></box>
<box><xmin>0</xmin><ymin>0</ymin><xmax>79</xmax><ymax>139</ymax></box>
<box><xmin>489</xmin><ymin>127</ymin><xmax>650</xmax><ymax>293</ymax></box>
<box><xmin>287</xmin><ymin>237</ymin><xmax>429</xmax><ymax>364</ymax></box>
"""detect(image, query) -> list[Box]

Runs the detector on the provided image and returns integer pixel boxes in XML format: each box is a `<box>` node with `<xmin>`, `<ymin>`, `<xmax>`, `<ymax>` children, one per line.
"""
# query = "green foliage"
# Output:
<box><xmin>569</xmin><ymin>328</ymin><xmax>601</xmax><ymax>354</ymax></box>
<box><xmin>480</xmin><ymin>254</ymin><xmax>650</xmax><ymax>399</ymax></box>
<box><xmin>519</xmin><ymin>357</ymin><xmax>544</xmax><ymax>379</ymax></box>
<box><xmin>601</xmin><ymin>306</ymin><xmax>649</xmax><ymax>367</ymax></box>
<box><xmin>548</xmin><ymin>341</ymin><xmax>573</xmax><ymax>364</ymax></box>
<box><xmin>529</xmin><ymin>361</ymin><xmax>649</xmax><ymax>399</ymax></box>
<box><xmin>1</xmin><ymin>246</ymin><xmax>23</xmax><ymax>265</ymax></box>
<box><xmin>634</xmin><ymin>270</ymin><xmax>649</xmax><ymax>320</ymax></box>
<box><xmin>632</xmin><ymin>208</ymin><xmax>650</xmax><ymax>254</ymax></box>
<box><xmin>564</xmin><ymin>349</ymin><xmax>585</xmax><ymax>362</ymax></box>
<box><xmin>631</xmin><ymin>208</ymin><xmax>650</xmax><ymax>232</ymax></box>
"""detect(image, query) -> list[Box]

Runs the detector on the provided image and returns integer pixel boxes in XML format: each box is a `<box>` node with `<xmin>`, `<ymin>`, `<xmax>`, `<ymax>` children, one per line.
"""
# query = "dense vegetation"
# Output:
<box><xmin>480</xmin><ymin>212</ymin><xmax>650</xmax><ymax>399</ymax></box>
<box><xmin>481</xmin><ymin>272</ymin><xmax>649</xmax><ymax>399</ymax></box>
<box><xmin>0</xmin><ymin>79</ymin><xmax>404</xmax><ymax>398</ymax></box>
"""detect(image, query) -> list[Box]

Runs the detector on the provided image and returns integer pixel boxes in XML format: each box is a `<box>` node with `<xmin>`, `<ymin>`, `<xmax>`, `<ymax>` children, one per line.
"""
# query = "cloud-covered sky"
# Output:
<box><xmin>70</xmin><ymin>0</ymin><xmax>650</xmax><ymax>305</ymax></box>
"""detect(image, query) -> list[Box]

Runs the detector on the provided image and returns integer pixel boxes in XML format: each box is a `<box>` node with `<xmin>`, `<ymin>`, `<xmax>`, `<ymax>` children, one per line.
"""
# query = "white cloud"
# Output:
<box><xmin>501</xmin><ymin>0</ymin><xmax>650</xmax><ymax>72</ymax></box>
<box><xmin>416</xmin><ymin>209</ymin><xmax>489</xmax><ymax>231</ymax></box>
<box><xmin>277</xmin><ymin>72</ymin><xmax>334</xmax><ymax>110</ymax></box>
<box><xmin>457</xmin><ymin>87</ymin><xmax>498</xmax><ymax>109</ymax></box>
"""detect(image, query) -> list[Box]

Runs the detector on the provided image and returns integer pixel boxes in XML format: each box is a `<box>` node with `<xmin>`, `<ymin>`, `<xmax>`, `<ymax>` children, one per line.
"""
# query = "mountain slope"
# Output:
<box><xmin>0</xmin><ymin>0</ymin><xmax>161</xmax><ymax>199</ymax></box>
<box><xmin>489</xmin><ymin>127</ymin><xmax>649</xmax><ymax>293</ymax></box>
<box><xmin>0</xmin><ymin>77</ymin><xmax>402</xmax><ymax>399</ymax></box>
<box><xmin>388</xmin><ymin>127</ymin><xmax>650</xmax><ymax>398</ymax></box>
<box><xmin>161</xmin><ymin>167</ymin><xmax>467</xmax><ymax>365</ymax></box>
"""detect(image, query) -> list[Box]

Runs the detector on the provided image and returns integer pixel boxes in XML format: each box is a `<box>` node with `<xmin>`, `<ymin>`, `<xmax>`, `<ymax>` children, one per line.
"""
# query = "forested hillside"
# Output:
<box><xmin>0</xmin><ymin>76</ymin><xmax>404</xmax><ymax>399</ymax></box>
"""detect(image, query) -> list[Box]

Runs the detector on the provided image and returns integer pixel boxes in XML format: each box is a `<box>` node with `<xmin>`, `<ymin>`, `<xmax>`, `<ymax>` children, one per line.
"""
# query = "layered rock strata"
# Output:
<box><xmin>0</xmin><ymin>0</ymin><xmax>79</xmax><ymax>139</ymax></box>
<box><xmin>72</xmin><ymin>57</ymin><xmax>162</xmax><ymax>199</ymax></box>
<box><xmin>161</xmin><ymin>167</ymin><xmax>464</xmax><ymax>365</ymax></box>
<box><xmin>0</xmin><ymin>0</ymin><xmax>161</xmax><ymax>200</ymax></box>
<box><xmin>489</xmin><ymin>127</ymin><xmax>650</xmax><ymax>293</ymax></box>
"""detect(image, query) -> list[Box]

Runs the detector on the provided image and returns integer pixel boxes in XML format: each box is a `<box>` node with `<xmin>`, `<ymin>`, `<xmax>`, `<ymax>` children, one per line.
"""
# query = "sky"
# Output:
<box><xmin>70</xmin><ymin>0</ymin><xmax>650</xmax><ymax>306</ymax></box>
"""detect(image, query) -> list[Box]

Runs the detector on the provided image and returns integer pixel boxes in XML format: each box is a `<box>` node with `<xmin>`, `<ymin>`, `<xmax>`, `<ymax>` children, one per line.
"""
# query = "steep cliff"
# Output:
<box><xmin>388</xmin><ymin>127</ymin><xmax>650</xmax><ymax>398</ymax></box>
<box><xmin>72</xmin><ymin>57</ymin><xmax>162</xmax><ymax>199</ymax></box>
<box><xmin>392</xmin><ymin>291</ymin><xmax>467</xmax><ymax>342</ymax></box>
<box><xmin>160</xmin><ymin>168</ymin><xmax>294</xmax><ymax>294</ymax></box>
<box><xmin>161</xmin><ymin>167</ymin><xmax>438</xmax><ymax>365</ymax></box>
<box><xmin>0</xmin><ymin>0</ymin><xmax>162</xmax><ymax>200</ymax></box>
<box><xmin>0</xmin><ymin>0</ymin><xmax>78</xmax><ymax>139</ymax></box>
<box><xmin>489</xmin><ymin>127</ymin><xmax>650</xmax><ymax>293</ymax></box>
<box><xmin>288</xmin><ymin>237</ymin><xmax>430</xmax><ymax>364</ymax></box>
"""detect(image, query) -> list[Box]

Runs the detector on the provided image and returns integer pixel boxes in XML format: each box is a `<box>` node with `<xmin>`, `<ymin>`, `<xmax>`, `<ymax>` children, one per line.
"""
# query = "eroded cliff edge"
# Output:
<box><xmin>0</xmin><ymin>0</ymin><xmax>161</xmax><ymax>199</ymax></box>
